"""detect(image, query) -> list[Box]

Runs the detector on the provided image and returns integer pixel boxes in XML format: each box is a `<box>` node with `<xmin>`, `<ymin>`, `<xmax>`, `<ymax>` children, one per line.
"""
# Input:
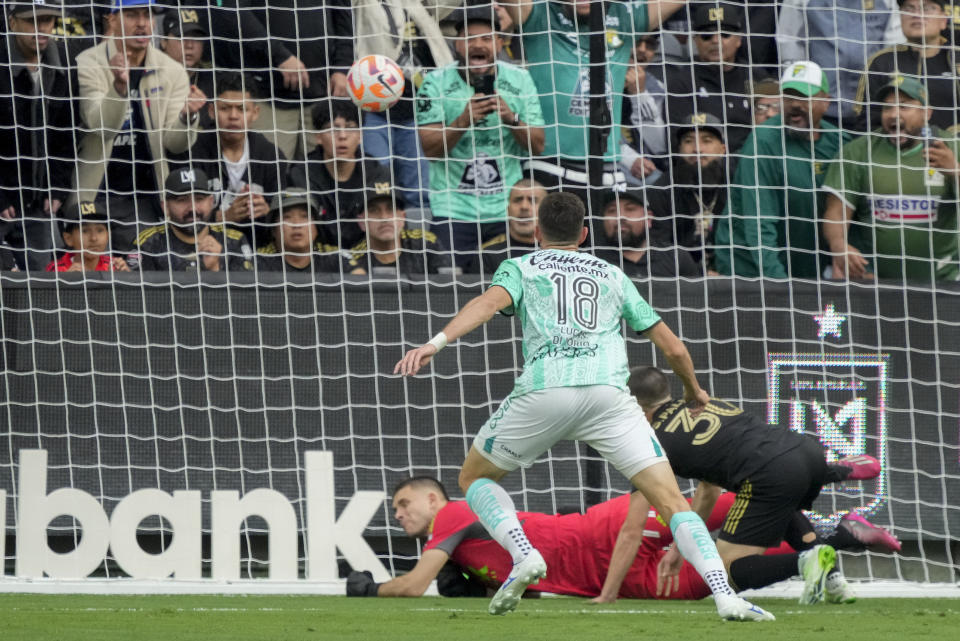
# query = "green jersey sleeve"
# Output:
<box><xmin>621</xmin><ymin>275</ymin><xmax>661</xmax><ymax>332</ymax></box>
<box><xmin>626</xmin><ymin>0</ymin><xmax>650</xmax><ymax>35</ymax></box>
<box><xmin>522</xmin><ymin>0</ymin><xmax>548</xmax><ymax>30</ymax></box>
<box><xmin>491</xmin><ymin>258</ymin><xmax>523</xmax><ymax>316</ymax></box>
<box><xmin>518</xmin><ymin>68</ymin><xmax>546</xmax><ymax>127</ymax></box>
<box><xmin>415</xmin><ymin>70</ymin><xmax>445</xmax><ymax>126</ymax></box>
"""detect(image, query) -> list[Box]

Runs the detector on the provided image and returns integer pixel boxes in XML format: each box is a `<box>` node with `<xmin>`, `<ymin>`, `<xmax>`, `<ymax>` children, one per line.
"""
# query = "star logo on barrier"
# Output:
<box><xmin>814</xmin><ymin>304</ymin><xmax>846</xmax><ymax>339</ymax></box>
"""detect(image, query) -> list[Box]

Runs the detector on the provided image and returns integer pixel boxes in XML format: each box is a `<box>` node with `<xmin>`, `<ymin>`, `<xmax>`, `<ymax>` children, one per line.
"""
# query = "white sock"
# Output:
<box><xmin>465</xmin><ymin>479</ymin><xmax>534</xmax><ymax>563</ymax></box>
<box><xmin>670</xmin><ymin>511</ymin><xmax>735</xmax><ymax>596</ymax></box>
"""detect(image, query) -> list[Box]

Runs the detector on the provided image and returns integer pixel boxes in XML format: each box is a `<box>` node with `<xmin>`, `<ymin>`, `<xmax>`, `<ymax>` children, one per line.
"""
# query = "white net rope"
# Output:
<box><xmin>0</xmin><ymin>0</ymin><xmax>956</xmax><ymax>588</ymax></box>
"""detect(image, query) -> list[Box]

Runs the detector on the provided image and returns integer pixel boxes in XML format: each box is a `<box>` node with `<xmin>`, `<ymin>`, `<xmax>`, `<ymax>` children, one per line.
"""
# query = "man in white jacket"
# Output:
<box><xmin>75</xmin><ymin>0</ymin><xmax>205</xmax><ymax>251</ymax></box>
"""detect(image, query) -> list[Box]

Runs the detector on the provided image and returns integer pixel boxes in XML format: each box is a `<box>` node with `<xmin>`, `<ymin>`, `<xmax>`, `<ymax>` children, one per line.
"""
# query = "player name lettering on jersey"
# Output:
<box><xmin>527</xmin><ymin>342</ymin><xmax>599</xmax><ymax>364</ymax></box>
<box><xmin>528</xmin><ymin>251</ymin><xmax>611</xmax><ymax>278</ymax></box>
<box><xmin>871</xmin><ymin>196</ymin><xmax>940</xmax><ymax>223</ymax></box>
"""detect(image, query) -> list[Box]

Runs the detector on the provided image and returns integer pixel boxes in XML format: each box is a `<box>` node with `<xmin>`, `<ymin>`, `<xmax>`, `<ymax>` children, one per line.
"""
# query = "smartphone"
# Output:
<box><xmin>470</xmin><ymin>73</ymin><xmax>496</xmax><ymax>96</ymax></box>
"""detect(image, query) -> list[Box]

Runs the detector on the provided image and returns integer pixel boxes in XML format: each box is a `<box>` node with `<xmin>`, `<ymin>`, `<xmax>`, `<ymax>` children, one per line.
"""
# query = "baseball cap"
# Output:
<box><xmin>62</xmin><ymin>199</ymin><xmax>109</xmax><ymax>224</ymax></box>
<box><xmin>357</xmin><ymin>174</ymin><xmax>405</xmax><ymax>214</ymax></box>
<box><xmin>165</xmin><ymin>167</ymin><xmax>211</xmax><ymax>196</ymax></box>
<box><xmin>674</xmin><ymin>112</ymin><xmax>726</xmax><ymax>145</ymax></box>
<box><xmin>691</xmin><ymin>2</ymin><xmax>744</xmax><ymax>31</ymax></box>
<box><xmin>7</xmin><ymin>0</ymin><xmax>62</xmax><ymax>18</ymax></box>
<box><xmin>445</xmin><ymin>4</ymin><xmax>501</xmax><ymax>33</ymax></box>
<box><xmin>877</xmin><ymin>75</ymin><xmax>928</xmax><ymax>105</ymax></box>
<box><xmin>111</xmin><ymin>0</ymin><xmax>156</xmax><ymax>13</ymax></box>
<box><xmin>780</xmin><ymin>61</ymin><xmax>830</xmax><ymax>97</ymax></box>
<box><xmin>163</xmin><ymin>8</ymin><xmax>207</xmax><ymax>37</ymax></box>
<box><xmin>269</xmin><ymin>188</ymin><xmax>322</xmax><ymax>220</ymax></box>
<box><xmin>897</xmin><ymin>0</ymin><xmax>946</xmax><ymax>8</ymax></box>
<box><xmin>602</xmin><ymin>186</ymin><xmax>647</xmax><ymax>210</ymax></box>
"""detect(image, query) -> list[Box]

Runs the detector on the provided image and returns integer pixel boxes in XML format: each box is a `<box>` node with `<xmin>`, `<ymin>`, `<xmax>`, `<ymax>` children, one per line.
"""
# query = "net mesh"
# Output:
<box><xmin>0</xmin><ymin>0</ymin><xmax>957</xmax><ymax>588</ymax></box>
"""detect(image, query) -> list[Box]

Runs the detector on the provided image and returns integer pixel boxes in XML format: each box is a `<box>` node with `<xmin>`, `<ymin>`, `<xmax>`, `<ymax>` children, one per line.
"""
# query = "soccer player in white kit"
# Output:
<box><xmin>395</xmin><ymin>193</ymin><xmax>773</xmax><ymax>621</ymax></box>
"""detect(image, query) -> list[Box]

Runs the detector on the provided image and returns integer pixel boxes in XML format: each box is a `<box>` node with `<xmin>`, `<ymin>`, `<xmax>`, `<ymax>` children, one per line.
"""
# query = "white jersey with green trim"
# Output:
<box><xmin>490</xmin><ymin>249</ymin><xmax>661</xmax><ymax>396</ymax></box>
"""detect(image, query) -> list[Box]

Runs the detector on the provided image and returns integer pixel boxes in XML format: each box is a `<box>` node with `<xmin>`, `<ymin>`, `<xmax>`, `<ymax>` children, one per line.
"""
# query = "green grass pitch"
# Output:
<box><xmin>2</xmin><ymin>594</ymin><xmax>957</xmax><ymax>641</ymax></box>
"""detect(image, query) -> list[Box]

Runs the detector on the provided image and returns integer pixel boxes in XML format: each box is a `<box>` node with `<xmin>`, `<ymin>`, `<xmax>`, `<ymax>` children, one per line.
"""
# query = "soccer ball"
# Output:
<box><xmin>347</xmin><ymin>55</ymin><xmax>405</xmax><ymax>113</ymax></box>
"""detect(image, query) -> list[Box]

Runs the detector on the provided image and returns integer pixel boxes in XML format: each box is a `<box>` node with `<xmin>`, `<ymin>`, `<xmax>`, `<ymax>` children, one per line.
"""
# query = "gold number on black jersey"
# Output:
<box><xmin>660</xmin><ymin>400</ymin><xmax>742</xmax><ymax>446</ymax></box>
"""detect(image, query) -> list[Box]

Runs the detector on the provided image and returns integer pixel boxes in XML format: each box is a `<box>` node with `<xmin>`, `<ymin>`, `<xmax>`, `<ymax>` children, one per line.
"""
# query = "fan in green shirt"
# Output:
<box><xmin>416</xmin><ymin>16</ymin><xmax>545</xmax><ymax>224</ymax></box>
<box><xmin>714</xmin><ymin>61</ymin><xmax>849</xmax><ymax>279</ymax></box>
<box><xmin>822</xmin><ymin>76</ymin><xmax>960</xmax><ymax>282</ymax></box>
<box><xmin>499</xmin><ymin>0</ymin><xmax>684</xmax><ymax>162</ymax></box>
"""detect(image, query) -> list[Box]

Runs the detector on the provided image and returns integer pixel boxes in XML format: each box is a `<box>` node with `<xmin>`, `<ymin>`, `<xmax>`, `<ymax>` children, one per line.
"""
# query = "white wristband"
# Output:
<box><xmin>427</xmin><ymin>332</ymin><xmax>448</xmax><ymax>353</ymax></box>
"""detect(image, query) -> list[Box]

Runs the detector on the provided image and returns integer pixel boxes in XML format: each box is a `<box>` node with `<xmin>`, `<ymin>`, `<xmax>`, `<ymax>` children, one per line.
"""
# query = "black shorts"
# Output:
<box><xmin>718</xmin><ymin>435</ymin><xmax>828</xmax><ymax>547</ymax></box>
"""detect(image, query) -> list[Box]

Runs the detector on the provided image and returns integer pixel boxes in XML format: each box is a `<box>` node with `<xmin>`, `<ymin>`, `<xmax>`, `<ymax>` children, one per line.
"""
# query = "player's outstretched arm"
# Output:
<box><xmin>347</xmin><ymin>549</ymin><xmax>449</xmax><ymax>598</ymax></box>
<box><xmin>643</xmin><ymin>322</ymin><xmax>709</xmax><ymax>409</ymax></box>
<box><xmin>394</xmin><ymin>286</ymin><xmax>514</xmax><ymax>376</ymax></box>
<box><xmin>591</xmin><ymin>492</ymin><xmax>651</xmax><ymax>604</ymax></box>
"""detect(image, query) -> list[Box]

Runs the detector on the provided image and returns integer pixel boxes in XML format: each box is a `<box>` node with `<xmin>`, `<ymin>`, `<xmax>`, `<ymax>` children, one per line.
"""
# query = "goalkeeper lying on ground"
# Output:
<box><xmin>346</xmin><ymin>477</ymin><xmax>899</xmax><ymax>600</ymax></box>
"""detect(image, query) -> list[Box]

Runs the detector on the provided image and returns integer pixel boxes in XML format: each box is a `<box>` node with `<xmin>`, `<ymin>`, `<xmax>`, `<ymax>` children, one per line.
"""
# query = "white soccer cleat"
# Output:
<box><xmin>798</xmin><ymin>544</ymin><xmax>837</xmax><ymax>605</ymax></box>
<box><xmin>715</xmin><ymin>593</ymin><xmax>776</xmax><ymax>621</ymax></box>
<box><xmin>825</xmin><ymin>571</ymin><xmax>857</xmax><ymax>604</ymax></box>
<box><xmin>488</xmin><ymin>549</ymin><xmax>547</xmax><ymax>615</ymax></box>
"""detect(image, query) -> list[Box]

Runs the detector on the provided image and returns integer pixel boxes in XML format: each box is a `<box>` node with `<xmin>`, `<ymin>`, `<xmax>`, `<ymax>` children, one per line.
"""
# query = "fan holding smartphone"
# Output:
<box><xmin>470</xmin><ymin>72</ymin><xmax>497</xmax><ymax>99</ymax></box>
<box><xmin>416</xmin><ymin>5</ymin><xmax>546</xmax><ymax>267</ymax></box>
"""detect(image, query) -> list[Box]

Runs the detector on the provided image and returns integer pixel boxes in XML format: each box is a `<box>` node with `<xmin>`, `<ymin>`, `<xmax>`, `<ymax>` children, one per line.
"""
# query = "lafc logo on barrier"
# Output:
<box><xmin>0</xmin><ymin>450</ymin><xmax>390</xmax><ymax>582</ymax></box>
<box><xmin>766</xmin><ymin>305</ymin><xmax>888</xmax><ymax>527</ymax></box>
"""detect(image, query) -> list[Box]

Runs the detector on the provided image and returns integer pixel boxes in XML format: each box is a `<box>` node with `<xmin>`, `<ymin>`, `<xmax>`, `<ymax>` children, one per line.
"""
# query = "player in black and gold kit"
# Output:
<box><xmin>595</xmin><ymin>367</ymin><xmax>897</xmax><ymax>606</ymax></box>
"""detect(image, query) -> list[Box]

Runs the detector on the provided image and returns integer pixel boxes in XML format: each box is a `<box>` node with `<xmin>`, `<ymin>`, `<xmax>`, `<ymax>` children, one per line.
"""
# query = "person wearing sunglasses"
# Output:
<box><xmin>662</xmin><ymin>3</ymin><xmax>753</xmax><ymax>155</ymax></box>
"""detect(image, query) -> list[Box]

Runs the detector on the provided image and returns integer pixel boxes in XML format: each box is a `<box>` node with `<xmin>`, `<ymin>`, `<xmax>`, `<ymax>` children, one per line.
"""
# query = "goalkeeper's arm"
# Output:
<box><xmin>347</xmin><ymin>549</ymin><xmax>449</xmax><ymax>597</ymax></box>
<box><xmin>592</xmin><ymin>492</ymin><xmax>650</xmax><ymax>604</ymax></box>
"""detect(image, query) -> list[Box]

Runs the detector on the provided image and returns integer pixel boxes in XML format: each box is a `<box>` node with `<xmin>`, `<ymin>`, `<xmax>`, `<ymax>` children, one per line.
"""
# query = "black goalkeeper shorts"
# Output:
<box><xmin>718</xmin><ymin>435</ymin><xmax>828</xmax><ymax>548</ymax></box>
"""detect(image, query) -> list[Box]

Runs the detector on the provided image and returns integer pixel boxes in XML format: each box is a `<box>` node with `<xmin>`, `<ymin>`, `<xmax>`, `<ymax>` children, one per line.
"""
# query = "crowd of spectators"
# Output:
<box><xmin>1</xmin><ymin>0</ymin><xmax>959</xmax><ymax>283</ymax></box>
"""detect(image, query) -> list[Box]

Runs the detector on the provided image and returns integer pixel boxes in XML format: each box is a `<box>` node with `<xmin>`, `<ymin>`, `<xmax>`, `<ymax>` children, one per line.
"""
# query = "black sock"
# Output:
<box><xmin>729</xmin><ymin>554</ymin><xmax>800</xmax><ymax>591</ymax></box>
<box><xmin>784</xmin><ymin>512</ymin><xmax>819</xmax><ymax>551</ymax></box>
<box><xmin>824</xmin><ymin>463</ymin><xmax>851</xmax><ymax>484</ymax></box>
<box><xmin>823</xmin><ymin>523</ymin><xmax>864</xmax><ymax>552</ymax></box>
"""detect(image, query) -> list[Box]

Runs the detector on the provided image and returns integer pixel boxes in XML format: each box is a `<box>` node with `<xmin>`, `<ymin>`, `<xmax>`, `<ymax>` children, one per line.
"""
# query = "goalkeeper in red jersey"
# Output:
<box><xmin>345</xmin><ymin>476</ymin><xmax>898</xmax><ymax>601</ymax></box>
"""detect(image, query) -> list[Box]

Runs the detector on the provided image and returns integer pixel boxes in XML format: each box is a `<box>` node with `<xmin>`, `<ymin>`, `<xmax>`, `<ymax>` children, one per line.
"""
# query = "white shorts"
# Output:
<box><xmin>472</xmin><ymin>385</ymin><xmax>668</xmax><ymax>480</ymax></box>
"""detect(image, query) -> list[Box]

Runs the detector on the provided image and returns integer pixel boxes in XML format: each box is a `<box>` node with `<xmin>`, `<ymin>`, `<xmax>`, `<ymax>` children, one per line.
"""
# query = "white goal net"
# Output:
<box><xmin>0</xmin><ymin>0</ymin><xmax>957</xmax><ymax>593</ymax></box>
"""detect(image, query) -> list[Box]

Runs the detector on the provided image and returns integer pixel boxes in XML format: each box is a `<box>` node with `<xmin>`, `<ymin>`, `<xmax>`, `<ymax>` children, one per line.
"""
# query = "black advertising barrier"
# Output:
<box><xmin>0</xmin><ymin>273</ymin><xmax>958</xmax><ymax>545</ymax></box>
